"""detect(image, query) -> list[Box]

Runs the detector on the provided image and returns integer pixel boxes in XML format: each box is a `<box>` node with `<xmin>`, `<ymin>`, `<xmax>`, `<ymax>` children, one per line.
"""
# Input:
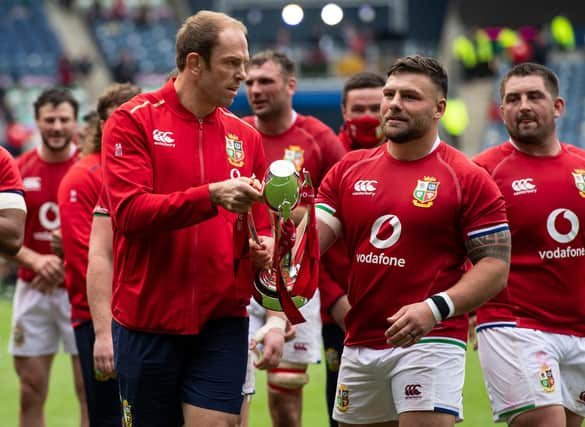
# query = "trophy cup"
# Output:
<box><xmin>251</xmin><ymin>160</ymin><xmax>320</xmax><ymax>324</ymax></box>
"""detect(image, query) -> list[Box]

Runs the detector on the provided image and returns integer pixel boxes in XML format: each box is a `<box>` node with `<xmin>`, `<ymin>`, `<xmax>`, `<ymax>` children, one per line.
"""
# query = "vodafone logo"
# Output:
<box><xmin>353</xmin><ymin>179</ymin><xmax>378</xmax><ymax>196</ymax></box>
<box><xmin>546</xmin><ymin>208</ymin><xmax>579</xmax><ymax>244</ymax></box>
<box><xmin>370</xmin><ymin>214</ymin><xmax>401</xmax><ymax>249</ymax></box>
<box><xmin>38</xmin><ymin>201</ymin><xmax>60</xmax><ymax>230</ymax></box>
<box><xmin>512</xmin><ymin>178</ymin><xmax>536</xmax><ymax>195</ymax></box>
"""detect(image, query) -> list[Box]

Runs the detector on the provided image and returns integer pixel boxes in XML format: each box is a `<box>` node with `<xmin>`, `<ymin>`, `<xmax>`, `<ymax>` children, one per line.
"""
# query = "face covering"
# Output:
<box><xmin>345</xmin><ymin>115</ymin><xmax>383</xmax><ymax>148</ymax></box>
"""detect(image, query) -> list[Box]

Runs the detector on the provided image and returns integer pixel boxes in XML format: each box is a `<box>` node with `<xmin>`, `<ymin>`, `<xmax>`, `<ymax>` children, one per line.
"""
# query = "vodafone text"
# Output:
<box><xmin>356</xmin><ymin>251</ymin><xmax>406</xmax><ymax>267</ymax></box>
<box><xmin>538</xmin><ymin>245</ymin><xmax>585</xmax><ymax>260</ymax></box>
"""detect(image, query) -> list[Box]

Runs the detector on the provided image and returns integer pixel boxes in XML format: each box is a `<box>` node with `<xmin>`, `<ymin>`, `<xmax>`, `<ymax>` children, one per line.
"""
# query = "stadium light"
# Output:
<box><xmin>358</xmin><ymin>4</ymin><xmax>376</xmax><ymax>23</ymax></box>
<box><xmin>282</xmin><ymin>3</ymin><xmax>304</xmax><ymax>26</ymax></box>
<box><xmin>321</xmin><ymin>3</ymin><xmax>343</xmax><ymax>26</ymax></box>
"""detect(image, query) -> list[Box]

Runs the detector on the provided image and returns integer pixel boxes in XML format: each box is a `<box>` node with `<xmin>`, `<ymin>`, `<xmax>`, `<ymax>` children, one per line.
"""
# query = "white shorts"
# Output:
<box><xmin>477</xmin><ymin>327</ymin><xmax>585</xmax><ymax>422</ymax></box>
<box><xmin>244</xmin><ymin>290</ymin><xmax>322</xmax><ymax>393</ymax></box>
<box><xmin>333</xmin><ymin>341</ymin><xmax>466</xmax><ymax>425</ymax></box>
<box><xmin>9</xmin><ymin>279</ymin><xmax>78</xmax><ymax>356</ymax></box>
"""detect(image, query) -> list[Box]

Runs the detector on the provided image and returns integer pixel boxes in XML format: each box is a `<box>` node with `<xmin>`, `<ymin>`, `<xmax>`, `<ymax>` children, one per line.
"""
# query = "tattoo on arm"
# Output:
<box><xmin>465</xmin><ymin>230</ymin><xmax>511</xmax><ymax>264</ymax></box>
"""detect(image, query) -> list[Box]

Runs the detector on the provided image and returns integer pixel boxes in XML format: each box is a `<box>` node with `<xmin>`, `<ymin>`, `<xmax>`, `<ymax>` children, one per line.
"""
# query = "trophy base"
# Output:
<box><xmin>253</xmin><ymin>270</ymin><xmax>307</xmax><ymax>311</ymax></box>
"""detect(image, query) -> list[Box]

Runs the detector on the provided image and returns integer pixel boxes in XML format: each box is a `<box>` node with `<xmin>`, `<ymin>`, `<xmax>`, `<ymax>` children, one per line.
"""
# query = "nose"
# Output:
<box><xmin>519</xmin><ymin>95</ymin><xmax>532</xmax><ymax>111</ymax></box>
<box><xmin>51</xmin><ymin>119</ymin><xmax>64</xmax><ymax>132</ymax></box>
<box><xmin>236</xmin><ymin>63</ymin><xmax>246</xmax><ymax>81</ymax></box>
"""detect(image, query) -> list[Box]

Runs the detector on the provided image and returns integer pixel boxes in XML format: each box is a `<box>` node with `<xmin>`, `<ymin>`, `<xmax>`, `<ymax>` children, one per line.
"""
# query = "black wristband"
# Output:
<box><xmin>430</xmin><ymin>294</ymin><xmax>450</xmax><ymax>321</ymax></box>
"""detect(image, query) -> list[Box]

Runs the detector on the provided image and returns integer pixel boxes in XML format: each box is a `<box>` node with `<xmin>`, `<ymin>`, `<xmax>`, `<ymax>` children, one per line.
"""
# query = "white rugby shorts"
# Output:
<box><xmin>478</xmin><ymin>326</ymin><xmax>585</xmax><ymax>422</ymax></box>
<box><xmin>333</xmin><ymin>340</ymin><xmax>466</xmax><ymax>424</ymax></box>
<box><xmin>9</xmin><ymin>279</ymin><xmax>78</xmax><ymax>356</ymax></box>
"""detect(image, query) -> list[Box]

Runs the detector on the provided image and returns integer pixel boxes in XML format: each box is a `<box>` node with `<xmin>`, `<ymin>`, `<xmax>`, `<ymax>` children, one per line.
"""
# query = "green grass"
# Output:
<box><xmin>0</xmin><ymin>299</ymin><xmax>497</xmax><ymax>426</ymax></box>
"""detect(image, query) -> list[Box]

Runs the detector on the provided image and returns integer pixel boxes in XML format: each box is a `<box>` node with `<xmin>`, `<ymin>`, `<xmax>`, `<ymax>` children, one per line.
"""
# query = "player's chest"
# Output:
<box><xmin>339</xmin><ymin>166</ymin><xmax>460</xmax><ymax>229</ymax></box>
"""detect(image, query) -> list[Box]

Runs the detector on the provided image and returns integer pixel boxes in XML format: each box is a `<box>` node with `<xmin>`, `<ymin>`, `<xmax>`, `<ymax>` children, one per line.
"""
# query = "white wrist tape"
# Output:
<box><xmin>253</xmin><ymin>316</ymin><xmax>286</xmax><ymax>343</ymax></box>
<box><xmin>437</xmin><ymin>292</ymin><xmax>455</xmax><ymax>318</ymax></box>
<box><xmin>424</xmin><ymin>292</ymin><xmax>455</xmax><ymax>322</ymax></box>
<box><xmin>424</xmin><ymin>298</ymin><xmax>443</xmax><ymax>323</ymax></box>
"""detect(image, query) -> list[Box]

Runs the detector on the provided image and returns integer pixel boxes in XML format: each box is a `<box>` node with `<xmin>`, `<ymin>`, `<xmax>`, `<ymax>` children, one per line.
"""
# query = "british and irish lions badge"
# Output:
<box><xmin>250</xmin><ymin>160</ymin><xmax>320</xmax><ymax>324</ymax></box>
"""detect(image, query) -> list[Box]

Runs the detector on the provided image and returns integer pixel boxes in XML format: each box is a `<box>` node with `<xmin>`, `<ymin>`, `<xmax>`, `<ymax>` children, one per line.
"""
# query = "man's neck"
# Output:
<box><xmin>387</xmin><ymin>134</ymin><xmax>440</xmax><ymax>161</ymax></box>
<box><xmin>174</xmin><ymin>75</ymin><xmax>215</xmax><ymax>118</ymax></box>
<box><xmin>38</xmin><ymin>144</ymin><xmax>74</xmax><ymax>163</ymax></box>
<box><xmin>511</xmin><ymin>135</ymin><xmax>561</xmax><ymax>157</ymax></box>
<box><xmin>255</xmin><ymin>109</ymin><xmax>295</xmax><ymax>136</ymax></box>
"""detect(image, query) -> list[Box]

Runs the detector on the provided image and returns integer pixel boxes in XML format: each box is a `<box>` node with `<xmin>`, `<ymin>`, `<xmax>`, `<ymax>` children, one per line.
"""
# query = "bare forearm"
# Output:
<box><xmin>0</xmin><ymin>209</ymin><xmax>25</xmax><ymax>256</ymax></box>
<box><xmin>87</xmin><ymin>256</ymin><xmax>113</xmax><ymax>336</ymax></box>
<box><xmin>447</xmin><ymin>257</ymin><xmax>509</xmax><ymax>316</ymax></box>
<box><xmin>6</xmin><ymin>246</ymin><xmax>39</xmax><ymax>270</ymax></box>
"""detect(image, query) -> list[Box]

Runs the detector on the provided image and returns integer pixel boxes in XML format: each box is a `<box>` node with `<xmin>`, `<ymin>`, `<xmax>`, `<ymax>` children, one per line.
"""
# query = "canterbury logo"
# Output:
<box><xmin>512</xmin><ymin>178</ymin><xmax>536</xmax><ymax>194</ymax></box>
<box><xmin>404</xmin><ymin>384</ymin><xmax>421</xmax><ymax>396</ymax></box>
<box><xmin>353</xmin><ymin>179</ymin><xmax>378</xmax><ymax>195</ymax></box>
<box><xmin>153</xmin><ymin>129</ymin><xmax>175</xmax><ymax>146</ymax></box>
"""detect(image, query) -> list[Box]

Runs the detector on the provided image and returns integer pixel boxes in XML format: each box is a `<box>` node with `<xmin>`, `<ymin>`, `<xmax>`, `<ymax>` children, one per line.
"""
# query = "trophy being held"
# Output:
<box><xmin>251</xmin><ymin>160</ymin><xmax>319</xmax><ymax>324</ymax></box>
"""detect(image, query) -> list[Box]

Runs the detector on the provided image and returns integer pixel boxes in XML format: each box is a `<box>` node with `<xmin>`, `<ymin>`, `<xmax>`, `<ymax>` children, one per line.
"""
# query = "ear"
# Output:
<box><xmin>434</xmin><ymin>98</ymin><xmax>447</xmax><ymax>119</ymax></box>
<box><xmin>553</xmin><ymin>96</ymin><xmax>565</xmax><ymax>119</ymax></box>
<box><xmin>186</xmin><ymin>52</ymin><xmax>202</xmax><ymax>77</ymax></box>
<box><xmin>287</xmin><ymin>75</ymin><xmax>297</xmax><ymax>95</ymax></box>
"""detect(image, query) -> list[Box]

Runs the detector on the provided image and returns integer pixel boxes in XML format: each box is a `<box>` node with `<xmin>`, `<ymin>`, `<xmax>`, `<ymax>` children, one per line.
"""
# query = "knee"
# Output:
<box><xmin>267</xmin><ymin>362</ymin><xmax>309</xmax><ymax>393</ymax></box>
<box><xmin>19</xmin><ymin>379</ymin><xmax>46</xmax><ymax>410</ymax></box>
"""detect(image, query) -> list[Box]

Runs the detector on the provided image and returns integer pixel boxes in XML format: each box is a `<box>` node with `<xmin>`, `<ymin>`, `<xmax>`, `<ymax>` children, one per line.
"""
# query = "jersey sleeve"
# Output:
<box><xmin>0</xmin><ymin>146</ymin><xmax>25</xmax><ymax>211</ymax></box>
<box><xmin>315</xmin><ymin>160</ymin><xmax>345</xmax><ymax>238</ymax></box>
<box><xmin>461</xmin><ymin>165</ymin><xmax>508</xmax><ymax>239</ymax></box>
<box><xmin>102</xmin><ymin>110</ymin><xmax>218</xmax><ymax>234</ymax></box>
<box><xmin>93</xmin><ymin>188</ymin><xmax>110</xmax><ymax>217</ymax></box>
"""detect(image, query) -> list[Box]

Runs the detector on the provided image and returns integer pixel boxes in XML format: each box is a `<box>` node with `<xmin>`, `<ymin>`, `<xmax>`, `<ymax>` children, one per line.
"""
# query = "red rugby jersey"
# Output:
<box><xmin>102</xmin><ymin>79</ymin><xmax>269</xmax><ymax>334</ymax></box>
<box><xmin>317</xmin><ymin>141</ymin><xmax>508</xmax><ymax>348</ymax></box>
<box><xmin>474</xmin><ymin>141</ymin><xmax>585</xmax><ymax>336</ymax></box>
<box><xmin>58</xmin><ymin>152</ymin><xmax>101</xmax><ymax>324</ymax></box>
<box><xmin>16</xmin><ymin>147</ymin><xmax>77</xmax><ymax>282</ymax></box>
<box><xmin>0</xmin><ymin>146</ymin><xmax>23</xmax><ymax>195</ymax></box>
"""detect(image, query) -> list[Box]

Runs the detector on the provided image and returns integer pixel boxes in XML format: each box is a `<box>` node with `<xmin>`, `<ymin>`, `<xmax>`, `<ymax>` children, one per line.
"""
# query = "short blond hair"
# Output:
<box><xmin>175</xmin><ymin>10</ymin><xmax>247</xmax><ymax>71</ymax></box>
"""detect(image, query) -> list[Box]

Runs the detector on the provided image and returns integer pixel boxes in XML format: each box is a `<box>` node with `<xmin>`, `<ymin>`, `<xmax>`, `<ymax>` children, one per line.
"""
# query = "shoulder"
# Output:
<box><xmin>296</xmin><ymin>114</ymin><xmax>335</xmax><ymax>135</ymax></box>
<box><xmin>437</xmin><ymin>143</ymin><xmax>494</xmax><ymax>182</ymax></box>
<box><xmin>15</xmin><ymin>149</ymin><xmax>37</xmax><ymax>170</ymax></box>
<box><xmin>218</xmin><ymin>109</ymin><xmax>261</xmax><ymax>139</ymax></box>
<box><xmin>563</xmin><ymin>143</ymin><xmax>585</xmax><ymax>160</ymax></box>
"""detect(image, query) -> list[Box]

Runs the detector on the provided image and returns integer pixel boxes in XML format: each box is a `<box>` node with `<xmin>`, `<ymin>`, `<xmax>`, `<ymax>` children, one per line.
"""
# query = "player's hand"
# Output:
<box><xmin>284</xmin><ymin>320</ymin><xmax>296</xmax><ymax>342</ymax></box>
<box><xmin>50</xmin><ymin>229</ymin><xmax>64</xmax><ymax>259</ymax></box>
<box><xmin>29</xmin><ymin>275</ymin><xmax>58</xmax><ymax>293</ymax></box>
<box><xmin>209</xmin><ymin>177</ymin><xmax>263</xmax><ymax>213</ymax></box>
<box><xmin>468</xmin><ymin>313</ymin><xmax>478</xmax><ymax>351</ymax></box>
<box><xmin>31</xmin><ymin>254</ymin><xmax>64</xmax><ymax>286</ymax></box>
<box><xmin>93</xmin><ymin>332</ymin><xmax>116</xmax><ymax>380</ymax></box>
<box><xmin>251</xmin><ymin>328</ymin><xmax>284</xmax><ymax>370</ymax></box>
<box><xmin>385</xmin><ymin>301</ymin><xmax>437</xmax><ymax>348</ymax></box>
<box><xmin>250</xmin><ymin>235</ymin><xmax>273</xmax><ymax>270</ymax></box>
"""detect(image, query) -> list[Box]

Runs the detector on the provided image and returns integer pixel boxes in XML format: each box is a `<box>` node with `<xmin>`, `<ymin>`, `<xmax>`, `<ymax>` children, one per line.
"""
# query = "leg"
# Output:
<box><xmin>268</xmin><ymin>387</ymin><xmax>303</xmax><ymax>427</ymax></box>
<box><xmin>71</xmin><ymin>355</ymin><xmax>89</xmax><ymax>427</ymax></box>
<box><xmin>113</xmin><ymin>321</ymin><xmax>184</xmax><ymax>427</ymax></box>
<box><xmin>339</xmin><ymin>422</ymin><xmax>397</xmax><ymax>427</ymax></box>
<box><xmin>565</xmin><ymin>408</ymin><xmax>584</xmax><ymax>427</ymax></box>
<box><xmin>510</xmin><ymin>405</ymin><xmax>566</xmax><ymax>427</ymax></box>
<box><xmin>182</xmin><ymin>317</ymin><xmax>249</xmax><ymax>427</ymax></box>
<box><xmin>183</xmin><ymin>404</ymin><xmax>239</xmax><ymax>427</ymax></box>
<box><xmin>323</xmin><ymin>322</ymin><xmax>345</xmax><ymax>427</ymax></box>
<box><xmin>236</xmin><ymin>395</ymin><xmax>252</xmax><ymax>427</ymax></box>
<box><xmin>399</xmin><ymin>411</ymin><xmax>455</xmax><ymax>427</ymax></box>
<box><xmin>14</xmin><ymin>354</ymin><xmax>54</xmax><ymax>427</ymax></box>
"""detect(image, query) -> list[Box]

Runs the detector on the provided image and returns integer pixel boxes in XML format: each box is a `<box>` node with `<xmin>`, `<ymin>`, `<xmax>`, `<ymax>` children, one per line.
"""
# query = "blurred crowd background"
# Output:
<box><xmin>0</xmin><ymin>0</ymin><xmax>584</xmax><ymax>290</ymax></box>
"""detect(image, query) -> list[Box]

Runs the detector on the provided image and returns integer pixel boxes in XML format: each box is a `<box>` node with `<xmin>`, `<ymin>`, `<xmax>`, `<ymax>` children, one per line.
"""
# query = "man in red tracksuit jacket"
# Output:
<box><xmin>101</xmin><ymin>11</ymin><xmax>285</xmax><ymax>427</ymax></box>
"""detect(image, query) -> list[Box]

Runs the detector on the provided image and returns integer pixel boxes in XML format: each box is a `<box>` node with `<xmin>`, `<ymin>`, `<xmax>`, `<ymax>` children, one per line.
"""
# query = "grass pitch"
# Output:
<box><xmin>0</xmin><ymin>299</ymin><xmax>497</xmax><ymax>426</ymax></box>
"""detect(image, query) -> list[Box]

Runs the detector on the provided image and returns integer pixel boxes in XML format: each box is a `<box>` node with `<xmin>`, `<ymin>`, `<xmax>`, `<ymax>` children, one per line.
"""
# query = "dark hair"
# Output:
<box><xmin>175</xmin><ymin>10</ymin><xmax>247</xmax><ymax>71</ymax></box>
<box><xmin>82</xmin><ymin>110</ymin><xmax>98</xmax><ymax>123</ymax></box>
<box><xmin>34</xmin><ymin>87</ymin><xmax>79</xmax><ymax>120</ymax></box>
<box><xmin>84</xmin><ymin>83</ymin><xmax>141</xmax><ymax>155</ymax></box>
<box><xmin>499</xmin><ymin>62</ymin><xmax>560</xmax><ymax>99</ymax></box>
<box><xmin>342</xmin><ymin>72</ymin><xmax>386</xmax><ymax>107</ymax></box>
<box><xmin>96</xmin><ymin>82</ymin><xmax>141</xmax><ymax>121</ymax></box>
<box><xmin>249</xmin><ymin>49</ymin><xmax>295</xmax><ymax>78</ymax></box>
<box><xmin>387</xmin><ymin>55</ymin><xmax>448</xmax><ymax>98</ymax></box>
